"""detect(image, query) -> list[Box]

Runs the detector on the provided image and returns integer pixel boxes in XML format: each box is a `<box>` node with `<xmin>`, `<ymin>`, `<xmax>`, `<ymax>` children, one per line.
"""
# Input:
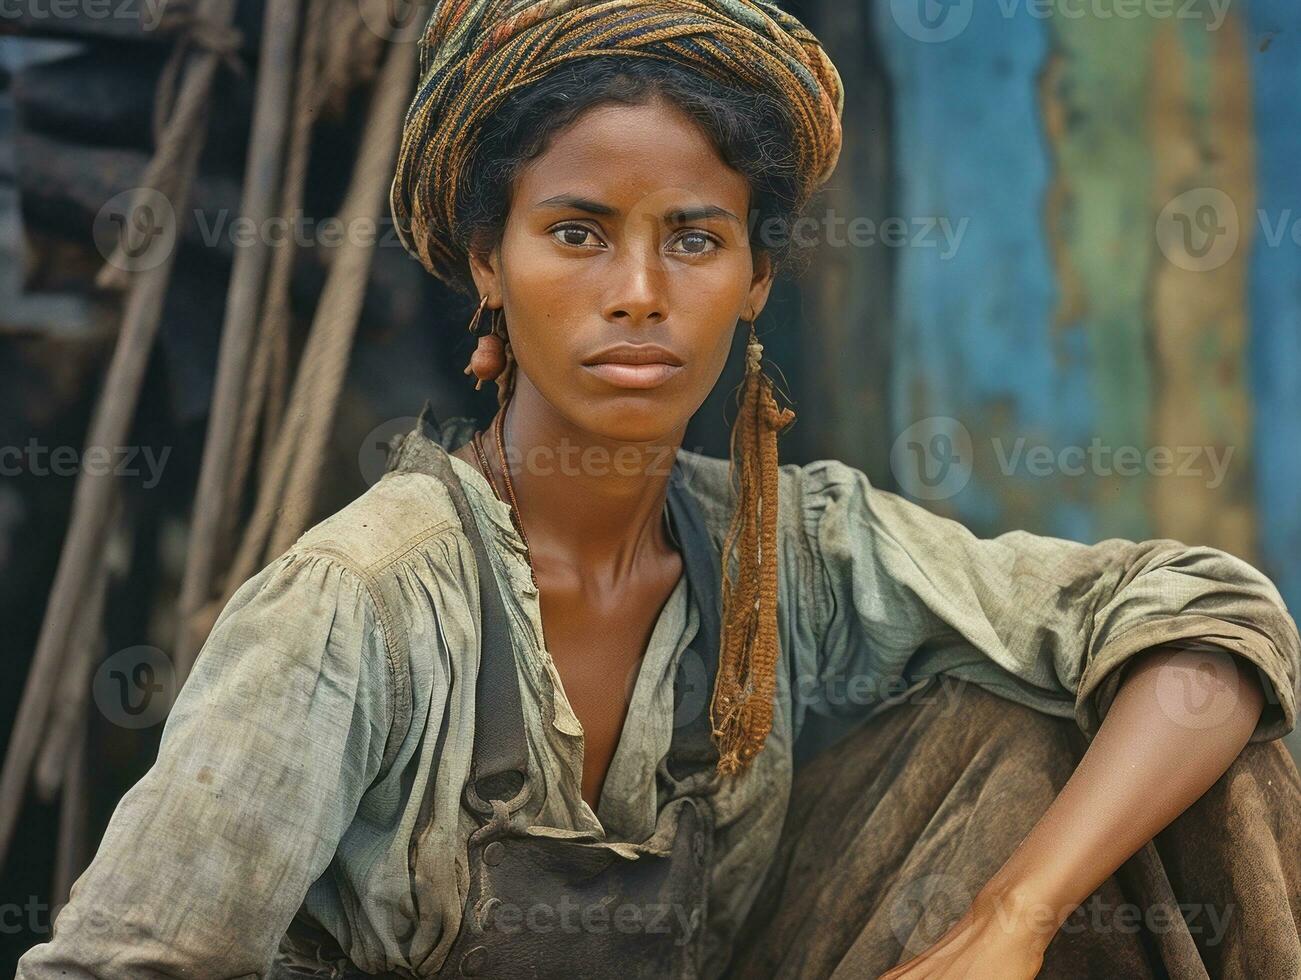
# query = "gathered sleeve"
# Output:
<box><xmin>16</xmin><ymin>549</ymin><xmax>394</xmax><ymax>979</ymax></box>
<box><xmin>794</xmin><ymin>458</ymin><xmax>1301</xmax><ymax>745</ymax></box>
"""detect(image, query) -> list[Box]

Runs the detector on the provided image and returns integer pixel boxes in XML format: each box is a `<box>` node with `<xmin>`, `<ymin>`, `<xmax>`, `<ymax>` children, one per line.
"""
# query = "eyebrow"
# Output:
<box><xmin>534</xmin><ymin>195</ymin><xmax>740</xmax><ymax>224</ymax></box>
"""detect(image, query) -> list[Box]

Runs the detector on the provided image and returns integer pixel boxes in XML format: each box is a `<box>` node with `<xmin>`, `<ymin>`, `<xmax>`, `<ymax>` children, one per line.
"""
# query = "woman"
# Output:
<box><xmin>18</xmin><ymin>1</ymin><xmax>1301</xmax><ymax>978</ymax></box>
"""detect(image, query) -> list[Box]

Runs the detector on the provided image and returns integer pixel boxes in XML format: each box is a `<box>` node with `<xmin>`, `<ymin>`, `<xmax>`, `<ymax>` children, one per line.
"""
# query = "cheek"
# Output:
<box><xmin>498</xmin><ymin>237</ymin><xmax>584</xmax><ymax>356</ymax></box>
<box><xmin>700</xmin><ymin>319</ymin><xmax>737</xmax><ymax>383</ymax></box>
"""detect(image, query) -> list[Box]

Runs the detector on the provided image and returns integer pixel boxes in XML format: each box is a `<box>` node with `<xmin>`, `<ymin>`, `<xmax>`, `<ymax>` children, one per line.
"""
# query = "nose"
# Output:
<box><xmin>602</xmin><ymin>245</ymin><xmax>668</xmax><ymax>326</ymax></box>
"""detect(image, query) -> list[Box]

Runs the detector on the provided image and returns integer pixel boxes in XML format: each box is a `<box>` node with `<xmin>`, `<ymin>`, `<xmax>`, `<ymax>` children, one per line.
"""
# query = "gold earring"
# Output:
<box><xmin>744</xmin><ymin>317</ymin><xmax>763</xmax><ymax>377</ymax></box>
<box><xmin>466</xmin><ymin>294</ymin><xmax>492</xmax><ymax>337</ymax></box>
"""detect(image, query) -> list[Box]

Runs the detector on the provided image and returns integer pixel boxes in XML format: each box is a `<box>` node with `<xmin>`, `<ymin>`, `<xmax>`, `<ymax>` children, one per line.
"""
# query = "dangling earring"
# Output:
<box><xmin>710</xmin><ymin>313</ymin><xmax>796</xmax><ymax>776</ymax></box>
<box><xmin>463</xmin><ymin>296</ymin><xmax>507</xmax><ymax>391</ymax></box>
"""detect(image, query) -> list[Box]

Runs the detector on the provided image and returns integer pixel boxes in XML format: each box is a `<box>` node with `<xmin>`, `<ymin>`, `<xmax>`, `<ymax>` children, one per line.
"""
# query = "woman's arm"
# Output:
<box><xmin>793</xmin><ymin>459</ymin><xmax>1299</xmax><ymax>977</ymax></box>
<box><xmin>15</xmin><ymin>550</ymin><xmax>393</xmax><ymax>978</ymax></box>
<box><xmin>795</xmin><ymin>457</ymin><xmax>1299</xmax><ymax>747</ymax></box>
<box><xmin>880</xmin><ymin>643</ymin><xmax>1265</xmax><ymax>979</ymax></box>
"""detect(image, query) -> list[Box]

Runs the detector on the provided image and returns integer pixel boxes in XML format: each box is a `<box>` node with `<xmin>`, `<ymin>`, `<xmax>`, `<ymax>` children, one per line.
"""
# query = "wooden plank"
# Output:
<box><xmin>796</xmin><ymin>0</ymin><xmax>894</xmax><ymax>485</ymax></box>
<box><xmin>875</xmin><ymin>3</ymin><xmax>1063</xmax><ymax>532</ymax></box>
<box><xmin>1146</xmin><ymin>12</ymin><xmax>1256</xmax><ymax>561</ymax></box>
<box><xmin>1039</xmin><ymin>13</ymin><xmax>1163</xmax><ymax>543</ymax></box>
<box><xmin>1244</xmin><ymin>2</ymin><xmax>1301</xmax><ymax>612</ymax></box>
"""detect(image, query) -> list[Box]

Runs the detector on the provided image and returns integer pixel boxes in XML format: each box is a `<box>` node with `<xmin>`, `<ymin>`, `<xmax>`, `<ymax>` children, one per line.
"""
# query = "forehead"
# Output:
<box><xmin>511</xmin><ymin>95</ymin><xmax>751</xmax><ymax>210</ymax></box>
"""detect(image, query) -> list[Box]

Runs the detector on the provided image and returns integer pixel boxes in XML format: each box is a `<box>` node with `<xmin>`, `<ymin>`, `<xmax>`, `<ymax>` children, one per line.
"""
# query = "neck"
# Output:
<box><xmin>487</xmin><ymin>377</ymin><xmax>684</xmax><ymax>589</ymax></box>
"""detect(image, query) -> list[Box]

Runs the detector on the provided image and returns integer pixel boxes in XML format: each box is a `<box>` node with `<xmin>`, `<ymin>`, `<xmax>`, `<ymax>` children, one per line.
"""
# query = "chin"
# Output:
<box><xmin>569</xmin><ymin>399</ymin><xmax>688</xmax><ymax>449</ymax></box>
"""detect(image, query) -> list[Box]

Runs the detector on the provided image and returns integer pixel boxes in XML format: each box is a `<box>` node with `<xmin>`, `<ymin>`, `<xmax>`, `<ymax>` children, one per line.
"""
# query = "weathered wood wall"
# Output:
<box><xmin>859</xmin><ymin>0</ymin><xmax>1299</xmax><ymax>758</ymax></box>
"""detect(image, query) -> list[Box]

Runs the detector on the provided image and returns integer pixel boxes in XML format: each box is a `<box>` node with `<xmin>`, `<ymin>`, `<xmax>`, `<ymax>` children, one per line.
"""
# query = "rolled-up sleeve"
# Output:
<box><xmin>797</xmin><ymin>458</ymin><xmax>1301</xmax><ymax>744</ymax></box>
<box><xmin>17</xmin><ymin>549</ymin><xmax>394</xmax><ymax>978</ymax></box>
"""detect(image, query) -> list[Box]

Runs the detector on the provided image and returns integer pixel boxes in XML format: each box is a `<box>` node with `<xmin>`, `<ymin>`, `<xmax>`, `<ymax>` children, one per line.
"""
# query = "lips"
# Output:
<box><xmin>583</xmin><ymin>361</ymin><xmax>684</xmax><ymax>389</ymax></box>
<box><xmin>581</xmin><ymin>343</ymin><xmax>685</xmax><ymax>367</ymax></box>
<box><xmin>581</xmin><ymin>343</ymin><xmax>685</xmax><ymax>390</ymax></box>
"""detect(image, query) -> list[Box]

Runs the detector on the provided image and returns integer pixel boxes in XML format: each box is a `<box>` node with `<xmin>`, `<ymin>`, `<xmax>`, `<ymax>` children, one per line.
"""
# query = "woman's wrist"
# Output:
<box><xmin>969</xmin><ymin>871</ymin><xmax>1074</xmax><ymax>954</ymax></box>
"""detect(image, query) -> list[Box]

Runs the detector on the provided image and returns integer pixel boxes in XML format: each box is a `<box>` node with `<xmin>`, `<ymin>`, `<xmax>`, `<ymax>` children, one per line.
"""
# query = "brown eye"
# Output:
<box><xmin>552</xmin><ymin>225</ymin><xmax>603</xmax><ymax>248</ymax></box>
<box><xmin>669</xmin><ymin>231</ymin><xmax>719</xmax><ymax>255</ymax></box>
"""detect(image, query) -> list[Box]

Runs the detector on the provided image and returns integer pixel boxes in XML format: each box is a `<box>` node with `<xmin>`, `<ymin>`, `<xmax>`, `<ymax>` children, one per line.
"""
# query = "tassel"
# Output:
<box><xmin>711</xmin><ymin>324</ymin><xmax>795</xmax><ymax>776</ymax></box>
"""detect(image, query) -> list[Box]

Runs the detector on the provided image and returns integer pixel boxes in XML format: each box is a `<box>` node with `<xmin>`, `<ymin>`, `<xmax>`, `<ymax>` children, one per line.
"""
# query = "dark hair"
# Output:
<box><xmin>451</xmin><ymin>55</ymin><xmax>807</xmax><ymax>295</ymax></box>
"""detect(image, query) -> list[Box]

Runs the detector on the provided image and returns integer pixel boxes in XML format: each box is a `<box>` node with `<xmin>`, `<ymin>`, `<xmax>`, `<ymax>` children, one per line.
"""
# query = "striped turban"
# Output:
<box><xmin>389</xmin><ymin>0</ymin><xmax>845</xmax><ymax>289</ymax></box>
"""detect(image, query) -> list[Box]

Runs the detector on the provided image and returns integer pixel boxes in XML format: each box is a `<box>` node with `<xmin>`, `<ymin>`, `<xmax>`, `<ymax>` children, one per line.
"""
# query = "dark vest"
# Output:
<box><xmin>273</xmin><ymin>406</ymin><xmax>725</xmax><ymax>979</ymax></box>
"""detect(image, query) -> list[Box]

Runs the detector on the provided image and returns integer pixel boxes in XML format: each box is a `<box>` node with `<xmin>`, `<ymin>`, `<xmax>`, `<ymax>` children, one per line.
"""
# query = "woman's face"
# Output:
<box><xmin>468</xmin><ymin>93</ymin><xmax>775</xmax><ymax>445</ymax></box>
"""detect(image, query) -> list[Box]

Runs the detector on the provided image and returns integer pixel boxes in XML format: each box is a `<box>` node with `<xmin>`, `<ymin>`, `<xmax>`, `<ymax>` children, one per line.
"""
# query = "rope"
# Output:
<box><xmin>220</xmin><ymin>0</ymin><xmax>328</xmax><ymax>554</ymax></box>
<box><xmin>172</xmin><ymin>0</ymin><xmax>305</xmax><ymax>682</ymax></box>
<box><xmin>97</xmin><ymin>0</ymin><xmax>245</xmax><ymax>291</ymax></box>
<box><xmin>0</xmin><ymin>0</ymin><xmax>240</xmax><ymax>870</ymax></box>
<box><xmin>220</xmin><ymin>37</ymin><xmax>420</xmax><ymax>602</ymax></box>
<box><xmin>267</xmin><ymin>39</ymin><xmax>421</xmax><ymax>558</ymax></box>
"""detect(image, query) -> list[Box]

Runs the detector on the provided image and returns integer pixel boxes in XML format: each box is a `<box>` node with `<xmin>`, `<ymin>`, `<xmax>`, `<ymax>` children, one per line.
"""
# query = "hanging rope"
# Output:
<box><xmin>215</xmin><ymin>36</ymin><xmax>420</xmax><ymax>649</ymax></box>
<box><xmin>0</xmin><ymin>0</ymin><xmax>242</xmax><ymax>870</ymax></box>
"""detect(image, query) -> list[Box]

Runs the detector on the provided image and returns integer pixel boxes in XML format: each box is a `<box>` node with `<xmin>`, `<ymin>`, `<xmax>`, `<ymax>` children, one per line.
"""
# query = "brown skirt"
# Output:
<box><xmin>725</xmin><ymin>680</ymin><xmax>1301</xmax><ymax>979</ymax></box>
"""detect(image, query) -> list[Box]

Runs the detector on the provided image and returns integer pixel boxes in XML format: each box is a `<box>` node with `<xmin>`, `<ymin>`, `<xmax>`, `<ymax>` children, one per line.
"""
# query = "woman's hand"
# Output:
<box><xmin>877</xmin><ymin>887</ymin><xmax>1051</xmax><ymax>979</ymax></box>
<box><xmin>880</xmin><ymin>643</ymin><xmax>1266</xmax><ymax>979</ymax></box>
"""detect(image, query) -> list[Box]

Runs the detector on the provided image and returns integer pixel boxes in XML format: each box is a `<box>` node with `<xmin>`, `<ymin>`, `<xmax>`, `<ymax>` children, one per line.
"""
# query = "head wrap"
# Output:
<box><xmin>389</xmin><ymin>0</ymin><xmax>845</xmax><ymax>289</ymax></box>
